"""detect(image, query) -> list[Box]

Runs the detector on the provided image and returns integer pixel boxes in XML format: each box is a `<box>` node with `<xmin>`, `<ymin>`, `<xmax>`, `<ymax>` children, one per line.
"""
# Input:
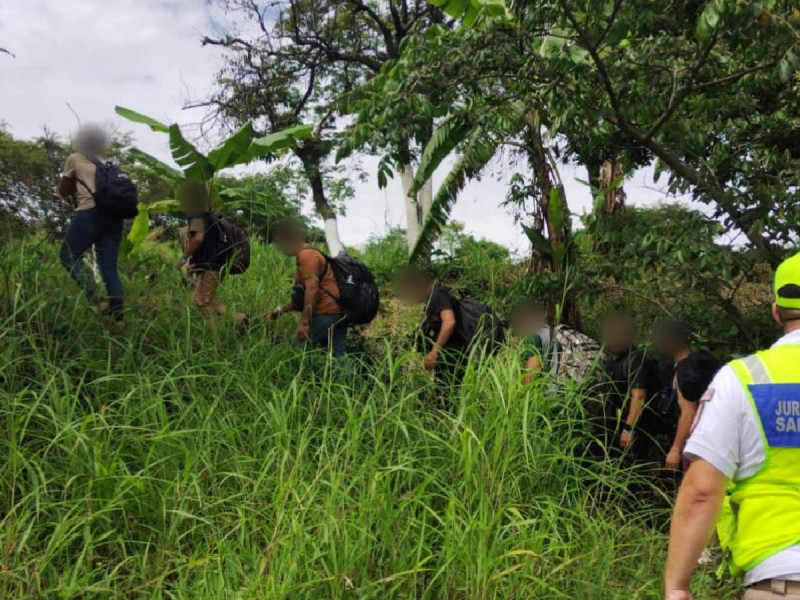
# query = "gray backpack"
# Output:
<box><xmin>548</xmin><ymin>325</ymin><xmax>602</xmax><ymax>384</ymax></box>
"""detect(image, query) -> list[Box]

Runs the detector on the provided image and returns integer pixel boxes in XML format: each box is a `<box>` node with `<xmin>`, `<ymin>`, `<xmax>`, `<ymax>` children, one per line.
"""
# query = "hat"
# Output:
<box><xmin>775</xmin><ymin>252</ymin><xmax>800</xmax><ymax>310</ymax></box>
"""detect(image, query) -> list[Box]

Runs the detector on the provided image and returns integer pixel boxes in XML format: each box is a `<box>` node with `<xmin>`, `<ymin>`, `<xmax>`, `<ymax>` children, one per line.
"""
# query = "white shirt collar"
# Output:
<box><xmin>772</xmin><ymin>328</ymin><xmax>800</xmax><ymax>348</ymax></box>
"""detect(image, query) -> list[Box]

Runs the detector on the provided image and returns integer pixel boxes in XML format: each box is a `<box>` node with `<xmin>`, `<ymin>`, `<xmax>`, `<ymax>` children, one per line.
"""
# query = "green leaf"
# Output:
<box><xmin>115</xmin><ymin>106</ymin><xmax>169</xmax><ymax>134</ymax></box>
<box><xmin>549</xmin><ymin>187</ymin><xmax>568</xmax><ymax>234</ymax></box>
<box><xmin>120</xmin><ymin>203</ymin><xmax>149</xmax><ymax>260</ymax></box>
<box><xmin>168</xmin><ymin>124</ymin><xmax>214</xmax><ymax>182</ymax></box>
<box><xmin>427</xmin><ymin>0</ymin><xmax>511</xmax><ymax>26</ymax></box>
<box><xmin>696</xmin><ymin>3</ymin><xmax>720</xmax><ymax>42</ymax></box>
<box><xmin>128</xmin><ymin>148</ymin><xmax>183</xmax><ymax>181</ymax></box>
<box><xmin>411</xmin><ymin>115</ymin><xmax>472</xmax><ymax>197</ymax></box>
<box><xmin>207</xmin><ymin>122</ymin><xmax>255</xmax><ymax>170</ymax></box>
<box><xmin>410</xmin><ymin>129</ymin><xmax>499</xmax><ymax>261</ymax></box>
<box><xmin>522</xmin><ymin>225</ymin><xmax>554</xmax><ymax>256</ymax></box>
<box><xmin>567</xmin><ymin>44</ymin><xmax>591</xmax><ymax>65</ymax></box>
<box><xmin>778</xmin><ymin>57</ymin><xmax>793</xmax><ymax>83</ymax></box>
<box><xmin>244</xmin><ymin>124</ymin><xmax>314</xmax><ymax>164</ymax></box>
<box><xmin>147</xmin><ymin>198</ymin><xmax>181</xmax><ymax>214</ymax></box>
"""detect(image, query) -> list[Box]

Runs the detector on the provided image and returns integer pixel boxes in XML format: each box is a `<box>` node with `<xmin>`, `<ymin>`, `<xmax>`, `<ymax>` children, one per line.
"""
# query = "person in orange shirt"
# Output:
<box><xmin>269</xmin><ymin>220</ymin><xmax>346</xmax><ymax>357</ymax></box>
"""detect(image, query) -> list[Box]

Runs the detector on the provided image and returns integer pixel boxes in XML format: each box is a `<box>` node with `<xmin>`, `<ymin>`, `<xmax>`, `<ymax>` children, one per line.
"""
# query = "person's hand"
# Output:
<box><xmin>620</xmin><ymin>430</ymin><xmax>633</xmax><ymax>449</ymax></box>
<box><xmin>665</xmin><ymin>588</ymin><xmax>693</xmax><ymax>600</ymax></box>
<box><xmin>666</xmin><ymin>448</ymin><xmax>682</xmax><ymax>470</ymax></box>
<box><xmin>295</xmin><ymin>322</ymin><xmax>310</xmax><ymax>342</ymax></box>
<box><xmin>424</xmin><ymin>349</ymin><xmax>439</xmax><ymax>372</ymax></box>
<box><xmin>265</xmin><ymin>308</ymin><xmax>282</xmax><ymax>321</ymax></box>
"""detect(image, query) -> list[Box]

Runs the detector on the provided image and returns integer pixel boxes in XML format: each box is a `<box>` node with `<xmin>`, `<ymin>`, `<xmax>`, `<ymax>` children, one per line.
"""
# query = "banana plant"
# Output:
<box><xmin>115</xmin><ymin>106</ymin><xmax>312</xmax><ymax>258</ymax></box>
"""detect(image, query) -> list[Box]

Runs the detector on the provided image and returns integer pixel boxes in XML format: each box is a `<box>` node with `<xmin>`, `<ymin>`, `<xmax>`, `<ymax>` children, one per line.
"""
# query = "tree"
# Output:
<box><xmin>116</xmin><ymin>106</ymin><xmax>311</xmax><ymax>256</ymax></box>
<box><xmin>202</xmin><ymin>0</ymin><xmax>383</xmax><ymax>255</ymax></box>
<box><xmin>0</xmin><ymin>126</ymin><xmax>71</xmax><ymax>236</ymax></box>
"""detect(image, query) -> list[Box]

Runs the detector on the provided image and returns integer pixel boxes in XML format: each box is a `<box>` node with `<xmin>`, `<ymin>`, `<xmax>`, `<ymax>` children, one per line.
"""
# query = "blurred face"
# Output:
<box><xmin>602</xmin><ymin>317</ymin><xmax>635</xmax><ymax>354</ymax></box>
<box><xmin>394</xmin><ymin>277</ymin><xmax>431</xmax><ymax>305</ymax></box>
<box><xmin>511</xmin><ymin>307</ymin><xmax>545</xmax><ymax>337</ymax></box>
<box><xmin>274</xmin><ymin>233</ymin><xmax>303</xmax><ymax>257</ymax></box>
<box><xmin>650</xmin><ymin>330</ymin><xmax>674</xmax><ymax>357</ymax></box>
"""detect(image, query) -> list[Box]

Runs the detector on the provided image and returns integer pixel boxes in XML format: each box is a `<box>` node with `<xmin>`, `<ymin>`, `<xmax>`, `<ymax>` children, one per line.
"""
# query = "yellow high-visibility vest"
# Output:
<box><xmin>726</xmin><ymin>344</ymin><xmax>800</xmax><ymax>572</ymax></box>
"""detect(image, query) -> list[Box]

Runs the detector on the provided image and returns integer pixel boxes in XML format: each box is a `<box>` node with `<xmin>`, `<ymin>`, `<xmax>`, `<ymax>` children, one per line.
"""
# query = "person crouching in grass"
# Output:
<box><xmin>510</xmin><ymin>300</ymin><xmax>552</xmax><ymax>384</ymax></box>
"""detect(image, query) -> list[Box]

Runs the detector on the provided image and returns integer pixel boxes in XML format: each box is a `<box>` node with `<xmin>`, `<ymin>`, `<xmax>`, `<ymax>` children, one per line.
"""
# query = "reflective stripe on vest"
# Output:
<box><xmin>727</xmin><ymin>345</ymin><xmax>800</xmax><ymax>572</ymax></box>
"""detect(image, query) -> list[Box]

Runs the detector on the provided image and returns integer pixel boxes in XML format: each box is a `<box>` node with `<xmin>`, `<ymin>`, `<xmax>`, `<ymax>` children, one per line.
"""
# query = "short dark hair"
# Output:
<box><xmin>652</xmin><ymin>318</ymin><xmax>691</xmax><ymax>348</ymax></box>
<box><xmin>392</xmin><ymin>265</ymin><xmax>432</xmax><ymax>287</ymax></box>
<box><xmin>272</xmin><ymin>219</ymin><xmax>306</xmax><ymax>242</ymax></box>
<box><xmin>777</xmin><ymin>305</ymin><xmax>800</xmax><ymax>324</ymax></box>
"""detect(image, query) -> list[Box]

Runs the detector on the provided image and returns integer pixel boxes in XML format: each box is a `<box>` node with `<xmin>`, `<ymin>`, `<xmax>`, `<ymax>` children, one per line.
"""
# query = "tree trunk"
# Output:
<box><xmin>401</xmin><ymin>164</ymin><xmax>422</xmax><ymax>252</ymax></box>
<box><xmin>419</xmin><ymin>176</ymin><xmax>433</xmax><ymax>221</ymax></box>
<box><xmin>524</xmin><ymin>114</ymin><xmax>582</xmax><ymax>330</ymax></box>
<box><xmin>599</xmin><ymin>156</ymin><xmax>625</xmax><ymax>218</ymax></box>
<box><xmin>297</xmin><ymin>148</ymin><xmax>344</xmax><ymax>256</ymax></box>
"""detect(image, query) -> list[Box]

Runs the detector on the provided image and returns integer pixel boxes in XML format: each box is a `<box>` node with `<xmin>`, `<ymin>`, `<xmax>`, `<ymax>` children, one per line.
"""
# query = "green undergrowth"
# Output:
<box><xmin>0</xmin><ymin>239</ymin><xmax>739</xmax><ymax>599</ymax></box>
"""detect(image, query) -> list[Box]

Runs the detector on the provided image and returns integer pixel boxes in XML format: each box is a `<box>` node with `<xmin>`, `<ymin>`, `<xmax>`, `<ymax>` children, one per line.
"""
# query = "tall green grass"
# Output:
<box><xmin>0</xmin><ymin>238</ymin><xmax>738</xmax><ymax>599</ymax></box>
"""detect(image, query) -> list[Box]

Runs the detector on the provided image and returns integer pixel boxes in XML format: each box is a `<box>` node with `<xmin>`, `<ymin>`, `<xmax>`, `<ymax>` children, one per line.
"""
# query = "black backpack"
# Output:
<box><xmin>78</xmin><ymin>159</ymin><xmax>139</xmax><ymax>219</ymax></box>
<box><xmin>327</xmin><ymin>253</ymin><xmax>380</xmax><ymax>325</ymax></box>
<box><xmin>300</xmin><ymin>249</ymin><xmax>380</xmax><ymax>325</ymax></box>
<box><xmin>194</xmin><ymin>213</ymin><xmax>250</xmax><ymax>275</ymax></box>
<box><xmin>453</xmin><ymin>298</ymin><xmax>505</xmax><ymax>354</ymax></box>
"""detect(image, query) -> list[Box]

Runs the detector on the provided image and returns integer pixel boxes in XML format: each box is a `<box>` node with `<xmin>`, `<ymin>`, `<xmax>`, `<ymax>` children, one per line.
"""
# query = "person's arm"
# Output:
<box><xmin>59</xmin><ymin>176</ymin><xmax>77</xmax><ymax>198</ymax></box>
<box><xmin>177</xmin><ymin>231</ymin><xmax>204</xmax><ymax>269</ymax></box>
<box><xmin>621</xmin><ymin>387</ymin><xmax>646</xmax><ymax>448</ymax></box>
<box><xmin>523</xmin><ymin>356</ymin><xmax>543</xmax><ymax>385</ymax></box>
<box><xmin>667</xmin><ymin>394</ymin><xmax>698</xmax><ymax>469</ymax></box>
<box><xmin>60</xmin><ymin>155</ymin><xmax>77</xmax><ymax>198</ymax></box>
<box><xmin>265</xmin><ymin>299</ymin><xmax>295</xmax><ymax>321</ymax></box>
<box><xmin>295</xmin><ymin>277</ymin><xmax>319</xmax><ymax>341</ymax></box>
<box><xmin>424</xmin><ymin>308</ymin><xmax>456</xmax><ymax>371</ymax></box>
<box><xmin>664</xmin><ymin>459</ymin><xmax>727</xmax><ymax>599</ymax></box>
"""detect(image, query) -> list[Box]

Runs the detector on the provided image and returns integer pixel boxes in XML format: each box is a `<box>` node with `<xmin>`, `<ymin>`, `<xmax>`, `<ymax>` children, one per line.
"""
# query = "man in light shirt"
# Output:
<box><xmin>664</xmin><ymin>252</ymin><xmax>800</xmax><ymax>599</ymax></box>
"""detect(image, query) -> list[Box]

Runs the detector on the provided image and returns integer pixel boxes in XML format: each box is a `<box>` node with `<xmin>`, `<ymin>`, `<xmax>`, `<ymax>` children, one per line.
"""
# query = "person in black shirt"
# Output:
<box><xmin>599</xmin><ymin>312</ymin><xmax>663</xmax><ymax>460</ymax></box>
<box><xmin>394</xmin><ymin>267</ymin><xmax>467</xmax><ymax>406</ymax></box>
<box><xmin>652</xmin><ymin>319</ymin><xmax>722</xmax><ymax>469</ymax></box>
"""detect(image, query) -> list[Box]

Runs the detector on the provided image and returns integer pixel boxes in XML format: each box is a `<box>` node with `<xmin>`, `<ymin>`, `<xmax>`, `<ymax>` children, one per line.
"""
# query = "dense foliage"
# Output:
<box><xmin>0</xmin><ymin>236</ymin><xmax>744</xmax><ymax>600</ymax></box>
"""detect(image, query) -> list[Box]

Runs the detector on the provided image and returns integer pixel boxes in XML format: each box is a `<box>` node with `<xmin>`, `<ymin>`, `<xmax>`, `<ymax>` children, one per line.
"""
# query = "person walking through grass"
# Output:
<box><xmin>651</xmin><ymin>319</ymin><xmax>721</xmax><ymax>470</ymax></box>
<box><xmin>598</xmin><ymin>312</ymin><xmax>664</xmax><ymax>460</ymax></box>
<box><xmin>393</xmin><ymin>267</ymin><xmax>469</xmax><ymax>408</ymax></box>
<box><xmin>268</xmin><ymin>219</ymin><xmax>347</xmax><ymax>358</ymax></box>
<box><xmin>58</xmin><ymin>124</ymin><xmax>126</xmax><ymax>327</ymax></box>
<box><xmin>665</xmin><ymin>252</ymin><xmax>800</xmax><ymax>600</ymax></box>
<box><xmin>176</xmin><ymin>181</ymin><xmax>246</xmax><ymax>327</ymax></box>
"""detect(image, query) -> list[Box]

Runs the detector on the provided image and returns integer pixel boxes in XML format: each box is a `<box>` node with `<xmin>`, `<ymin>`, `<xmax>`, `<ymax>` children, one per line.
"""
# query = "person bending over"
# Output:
<box><xmin>393</xmin><ymin>267</ymin><xmax>467</xmax><ymax>406</ymax></box>
<box><xmin>269</xmin><ymin>220</ymin><xmax>347</xmax><ymax>358</ymax></box>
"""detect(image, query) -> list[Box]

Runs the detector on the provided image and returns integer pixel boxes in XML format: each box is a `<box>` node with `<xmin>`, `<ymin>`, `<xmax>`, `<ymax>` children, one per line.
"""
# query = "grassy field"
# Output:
<box><xmin>0</xmin><ymin>239</ymin><xmax>740</xmax><ymax>599</ymax></box>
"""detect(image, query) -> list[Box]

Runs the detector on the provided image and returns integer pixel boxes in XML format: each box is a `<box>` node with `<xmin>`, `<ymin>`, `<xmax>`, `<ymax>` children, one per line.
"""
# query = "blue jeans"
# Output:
<box><xmin>59</xmin><ymin>208</ymin><xmax>124</xmax><ymax>320</ymax></box>
<box><xmin>311</xmin><ymin>314</ymin><xmax>347</xmax><ymax>358</ymax></box>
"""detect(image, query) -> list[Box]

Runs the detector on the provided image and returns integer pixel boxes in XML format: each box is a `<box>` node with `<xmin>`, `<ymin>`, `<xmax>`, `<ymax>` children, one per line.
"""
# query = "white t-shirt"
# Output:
<box><xmin>684</xmin><ymin>328</ymin><xmax>800</xmax><ymax>585</ymax></box>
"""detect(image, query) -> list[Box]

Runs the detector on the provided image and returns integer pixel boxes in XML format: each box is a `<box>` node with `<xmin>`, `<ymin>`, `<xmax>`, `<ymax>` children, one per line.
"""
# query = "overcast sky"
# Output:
<box><xmin>1</xmin><ymin>0</ymin><xmax>681</xmax><ymax>254</ymax></box>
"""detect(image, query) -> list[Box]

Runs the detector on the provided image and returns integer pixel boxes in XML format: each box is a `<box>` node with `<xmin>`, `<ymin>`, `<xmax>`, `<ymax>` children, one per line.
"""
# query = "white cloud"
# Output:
<box><xmin>0</xmin><ymin>0</ymin><xmax>681</xmax><ymax>251</ymax></box>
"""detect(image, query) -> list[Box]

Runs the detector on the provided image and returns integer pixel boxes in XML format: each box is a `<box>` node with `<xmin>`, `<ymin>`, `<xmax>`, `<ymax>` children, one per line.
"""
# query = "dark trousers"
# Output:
<box><xmin>311</xmin><ymin>314</ymin><xmax>347</xmax><ymax>358</ymax></box>
<box><xmin>60</xmin><ymin>208</ymin><xmax>124</xmax><ymax>320</ymax></box>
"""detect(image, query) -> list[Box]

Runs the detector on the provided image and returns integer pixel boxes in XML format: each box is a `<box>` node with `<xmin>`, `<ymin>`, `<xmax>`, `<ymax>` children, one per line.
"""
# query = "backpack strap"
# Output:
<box><xmin>74</xmin><ymin>158</ymin><xmax>106</xmax><ymax>199</ymax></box>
